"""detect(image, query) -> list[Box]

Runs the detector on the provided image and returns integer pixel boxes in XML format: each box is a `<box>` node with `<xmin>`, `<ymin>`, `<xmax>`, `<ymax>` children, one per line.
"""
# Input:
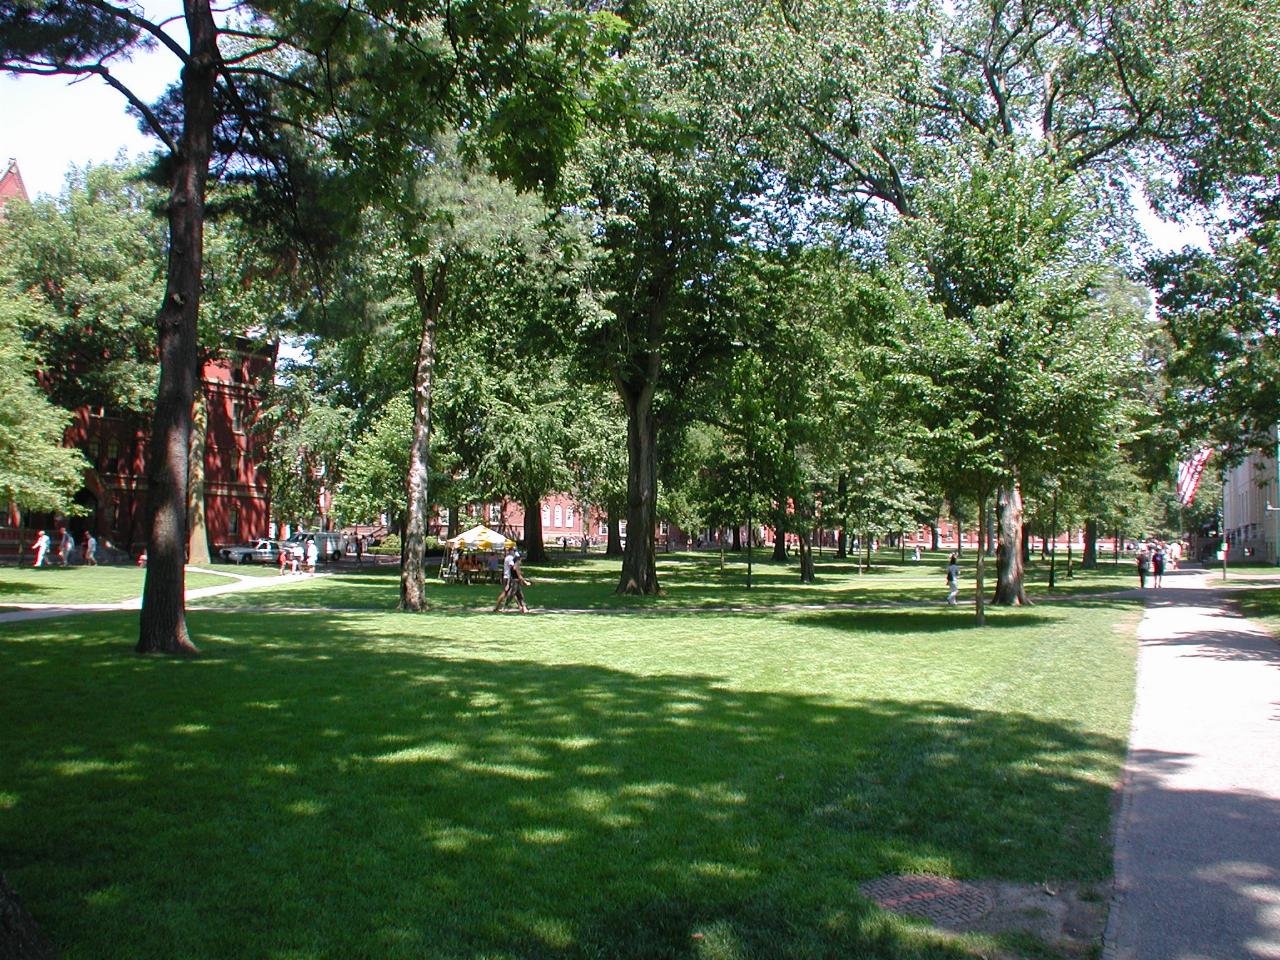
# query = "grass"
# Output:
<box><xmin>0</xmin><ymin>563</ymin><xmax>1139</xmax><ymax>960</ymax></box>
<box><xmin>193</xmin><ymin>550</ymin><xmax>1137</xmax><ymax>614</ymax></box>
<box><xmin>0</xmin><ymin>565</ymin><xmax>239</xmax><ymax>607</ymax></box>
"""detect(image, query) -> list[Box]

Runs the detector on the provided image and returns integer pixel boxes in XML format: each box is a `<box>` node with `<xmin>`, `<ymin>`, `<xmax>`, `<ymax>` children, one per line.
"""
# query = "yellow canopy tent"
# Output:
<box><xmin>441</xmin><ymin>526</ymin><xmax>515</xmax><ymax>582</ymax></box>
<box><xmin>446</xmin><ymin>525</ymin><xmax>516</xmax><ymax>551</ymax></box>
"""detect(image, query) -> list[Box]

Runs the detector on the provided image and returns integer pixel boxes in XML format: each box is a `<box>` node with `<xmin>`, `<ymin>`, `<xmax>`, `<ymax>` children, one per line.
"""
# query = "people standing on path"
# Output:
<box><xmin>305</xmin><ymin>539</ymin><xmax>319</xmax><ymax>576</ymax></box>
<box><xmin>1136</xmin><ymin>545</ymin><xmax>1151</xmax><ymax>588</ymax></box>
<box><xmin>83</xmin><ymin>532</ymin><xmax>97</xmax><ymax>566</ymax></box>
<box><xmin>30</xmin><ymin>530</ymin><xmax>50</xmax><ymax>567</ymax></box>
<box><xmin>290</xmin><ymin>543</ymin><xmax>302</xmax><ymax>574</ymax></box>
<box><xmin>278</xmin><ymin>545</ymin><xmax>289</xmax><ymax>575</ymax></box>
<box><xmin>946</xmin><ymin>553</ymin><xmax>960</xmax><ymax>605</ymax></box>
<box><xmin>354</xmin><ymin>536</ymin><xmax>363</xmax><ymax>566</ymax></box>
<box><xmin>1151</xmin><ymin>543</ymin><xmax>1166</xmax><ymax>588</ymax></box>
<box><xmin>493</xmin><ymin>549</ymin><xmax>530</xmax><ymax>613</ymax></box>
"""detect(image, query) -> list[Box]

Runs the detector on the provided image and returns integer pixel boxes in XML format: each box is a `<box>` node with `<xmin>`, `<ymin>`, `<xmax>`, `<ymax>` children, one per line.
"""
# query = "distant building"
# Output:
<box><xmin>0</xmin><ymin>158</ymin><xmax>29</xmax><ymax>218</ymax></box>
<box><xmin>46</xmin><ymin>339</ymin><xmax>277</xmax><ymax>559</ymax></box>
<box><xmin>1222</xmin><ymin>439</ymin><xmax>1280</xmax><ymax>564</ymax></box>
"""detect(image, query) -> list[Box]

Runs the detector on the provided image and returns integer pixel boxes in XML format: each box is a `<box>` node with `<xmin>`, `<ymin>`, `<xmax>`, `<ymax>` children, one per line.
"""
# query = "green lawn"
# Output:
<box><xmin>0</xmin><ymin>579</ymin><xmax>1138</xmax><ymax>959</ymax></box>
<box><xmin>0</xmin><ymin>565</ymin><xmax>239</xmax><ymax>607</ymax></box>
<box><xmin>195</xmin><ymin>551</ymin><xmax>1137</xmax><ymax>613</ymax></box>
<box><xmin>1227</xmin><ymin>582</ymin><xmax>1280</xmax><ymax>631</ymax></box>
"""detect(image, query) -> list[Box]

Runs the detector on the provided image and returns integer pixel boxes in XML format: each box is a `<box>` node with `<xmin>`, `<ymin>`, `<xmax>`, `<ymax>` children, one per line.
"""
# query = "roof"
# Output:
<box><xmin>0</xmin><ymin>159</ymin><xmax>29</xmax><ymax>217</ymax></box>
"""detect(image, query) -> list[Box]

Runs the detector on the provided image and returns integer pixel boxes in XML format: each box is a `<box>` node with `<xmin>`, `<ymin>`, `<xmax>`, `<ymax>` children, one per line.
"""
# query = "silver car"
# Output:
<box><xmin>218</xmin><ymin>539</ymin><xmax>282</xmax><ymax>565</ymax></box>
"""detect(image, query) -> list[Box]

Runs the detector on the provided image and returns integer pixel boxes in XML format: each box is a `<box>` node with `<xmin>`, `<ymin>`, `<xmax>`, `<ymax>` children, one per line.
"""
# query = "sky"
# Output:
<box><xmin>1</xmin><ymin>1</ymin><xmax>186</xmax><ymax>198</ymax></box>
<box><xmin>0</xmin><ymin>19</ymin><xmax>1209</xmax><ymax>254</ymax></box>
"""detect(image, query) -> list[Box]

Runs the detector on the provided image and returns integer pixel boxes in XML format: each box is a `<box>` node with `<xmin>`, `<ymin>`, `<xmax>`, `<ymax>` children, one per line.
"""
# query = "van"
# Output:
<box><xmin>285</xmin><ymin>531</ymin><xmax>346</xmax><ymax>562</ymax></box>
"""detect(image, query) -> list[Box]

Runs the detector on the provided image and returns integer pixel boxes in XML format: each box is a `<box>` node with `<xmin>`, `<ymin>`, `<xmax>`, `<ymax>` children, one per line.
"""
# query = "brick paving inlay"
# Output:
<box><xmin>860</xmin><ymin>874</ymin><xmax>994</xmax><ymax>928</ymax></box>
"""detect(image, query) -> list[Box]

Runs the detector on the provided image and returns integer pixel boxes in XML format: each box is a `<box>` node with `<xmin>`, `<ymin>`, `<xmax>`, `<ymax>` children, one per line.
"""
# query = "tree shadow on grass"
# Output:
<box><xmin>786</xmin><ymin>608</ymin><xmax>1057</xmax><ymax>635</ymax></box>
<box><xmin>1</xmin><ymin>613</ymin><xmax>1125</xmax><ymax>959</ymax></box>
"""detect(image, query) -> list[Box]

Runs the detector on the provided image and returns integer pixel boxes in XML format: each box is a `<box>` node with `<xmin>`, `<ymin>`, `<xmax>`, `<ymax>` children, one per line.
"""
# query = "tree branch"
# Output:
<box><xmin>78</xmin><ymin>0</ymin><xmax>191</xmax><ymax>64</ymax></box>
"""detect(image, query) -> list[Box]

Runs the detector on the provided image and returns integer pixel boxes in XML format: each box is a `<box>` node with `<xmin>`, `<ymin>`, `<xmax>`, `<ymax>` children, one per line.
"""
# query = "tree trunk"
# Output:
<box><xmin>0</xmin><ymin>872</ymin><xmax>57</xmax><ymax>960</ymax></box>
<box><xmin>617</xmin><ymin>378</ymin><xmax>659</xmax><ymax>594</ymax></box>
<box><xmin>137</xmin><ymin>5</ymin><xmax>217</xmax><ymax>656</ymax></box>
<box><xmin>771</xmin><ymin>503</ymin><xmax>788</xmax><ymax>561</ymax></box>
<box><xmin>930</xmin><ymin>522</ymin><xmax>940</xmax><ymax>552</ymax></box>
<box><xmin>186</xmin><ymin>391</ymin><xmax>211</xmax><ymax>565</ymax></box>
<box><xmin>447</xmin><ymin>505</ymin><xmax>460</xmax><ymax>539</ymax></box>
<box><xmin>993</xmin><ymin>479</ymin><xmax>1032</xmax><ymax>605</ymax></box>
<box><xmin>522</xmin><ymin>494</ymin><xmax>548</xmax><ymax>563</ymax></box>
<box><xmin>836</xmin><ymin>473</ymin><xmax>848</xmax><ymax>558</ymax></box>
<box><xmin>606</xmin><ymin>513</ymin><xmax>623</xmax><ymax>556</ymax></box>
<box><xmin>1021</xmin><ymin>523</ymin><xmax>1031</xmax><ymax>563</ymax></box>
<box><xmin>797</xmin><ymin>528</ymin><xmax>815</xmax><ymax>582</ymax></box>
<box><xmin>731</xmin><ymin>523</ymin><xmax>742</xmax><ymax>551</ymax></box>
<box><xmin>400</xmin><ymin>257</ymin><xmax>448</xmax><ymax>612</ymax></box>
<box><xmin>1082</xmin><ymin>517</ymin><xmax>1099</xmax><ymax>568</ymax></box>
<box><xmin>975</xmin><ymin>494</ymin><xmax>987</xmax><ymax>626</ymax></box>
<box><xmin>1048</xmin><ymin>491</ymin><xmax>1058</xmax><ymax>591</ymax></box>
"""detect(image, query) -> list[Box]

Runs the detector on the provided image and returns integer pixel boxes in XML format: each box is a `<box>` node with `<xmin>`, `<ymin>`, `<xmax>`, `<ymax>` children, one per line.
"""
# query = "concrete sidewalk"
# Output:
<box><xmin>1105</xmin><ymin>568</ymin><xmax>1280</xmax><ymax>960</ymax></box>
<box><xmin>0</xmin><ymin>567</ymin><xmax>321</xmax><ymax>624</ymax></box>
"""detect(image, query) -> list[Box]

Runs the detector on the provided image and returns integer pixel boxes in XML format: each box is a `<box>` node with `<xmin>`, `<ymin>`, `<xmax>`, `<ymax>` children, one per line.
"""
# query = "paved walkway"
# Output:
<box><xmin>1105</xmin><ymin>567</ymin><xmax>1280</xmax><ymax>960</ymax></box>
<box><xmin>0</xmin><ymin>567</ymin><xmax>324</xmax><ymax>624</ymax></box>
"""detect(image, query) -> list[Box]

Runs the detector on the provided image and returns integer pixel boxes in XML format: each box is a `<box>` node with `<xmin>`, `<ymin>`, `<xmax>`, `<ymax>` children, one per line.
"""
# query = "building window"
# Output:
<box><xmin>565</xmin><ymin>505</ymin><xmax>574</xmax><ymax>527</ymax></box>
<box><xmin>231</xmin><ymin>402</ymin><xmax>244</xmax><ymax>433</ymax></box>
<box><xmin>660</xmin><ymin>521</ymin><xmax>669</xmax><ymax>535</ymax></box>
<box><xmin>542</xmin><ymin>505</ymin><xmax>550</xmax><ymax>525</ymax></box>
<box><xmin>599</xmin><ymin>521</ymin><xmax>607</xmax><ymax>536</ymax></box>
<box><xmin>228</xmin><ymin>506</ymin><xmax>240</xmax><ymax>536</ymax></box>
<box><xmin>105</xmin><ymin>439</ymin><xmax>120</xmax><ymax>472</ymax></box>
<box><xmin>86</xmin><ymin>439</ymin><xmax>100</xmax><ymax>463</ymax></box>
<box><xmin>489</xmin><ymin>503</ymin><xmax>501</xmax><ymax>523</ymax></box>
<box><xmin>554</xmin><ymin>505</ymin><xmax>562</xmax><ymax>527</ymax></box>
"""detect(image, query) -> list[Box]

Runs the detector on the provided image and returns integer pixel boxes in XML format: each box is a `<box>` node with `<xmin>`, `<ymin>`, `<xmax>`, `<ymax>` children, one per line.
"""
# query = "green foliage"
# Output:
<box><xmin>256</xmin><ymin>374</ymin><xmax>356</xmax><ymax>527</ymax></box>
<box><xmin>335</xmin><ymin>394</ymin><xmax>414</xmax><ymax>526</ymax></box>
<box><xmin>0</xmin><ymin>163</ymin><xmax>165</xmax><ymax>413</ymax></box>
<box><xmin>897</xmin><ymin>145</ymin><xmax>1140</xmax><ymax>494</ymax></box>
<box><xmin>1150</xmin><ymin>197</ymin><xmax>1280</xmax><ymax>462</ymax></box>
<box><xmin>0</xmin><ymin>295</ymin><xmax>88</xmax><ymax>513</ymax></box>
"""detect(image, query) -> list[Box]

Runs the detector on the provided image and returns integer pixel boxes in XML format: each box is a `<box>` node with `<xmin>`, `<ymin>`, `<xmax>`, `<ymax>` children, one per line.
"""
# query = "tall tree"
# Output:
<box><xmin>566</xmin><ymin>1</ymin><xmax>754</xmax><ymax>593</ymax></box>
<box><xmin>1</xmin><ymin>0</ymin><xmax>610</xmax><ymax>649</ymax></box>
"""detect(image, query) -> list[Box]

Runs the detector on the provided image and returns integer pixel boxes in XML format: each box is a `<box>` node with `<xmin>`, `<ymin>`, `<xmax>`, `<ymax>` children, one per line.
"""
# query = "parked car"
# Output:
<box><xmin>284</xmin><ymin>531</ymin><xmax>346</xmax><ymax>562</ymax></box>
<box><xmin>218</xmin><ymin>539</ymin><xmax>282</xmax><ymax>565</ymax></box>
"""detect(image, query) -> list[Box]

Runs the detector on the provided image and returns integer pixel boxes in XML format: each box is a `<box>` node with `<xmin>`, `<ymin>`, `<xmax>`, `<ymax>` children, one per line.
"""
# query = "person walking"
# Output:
<box><xmin>946</xmin><ymin>553</ymin><xmax>960</xmax><ymax>605</ymax></box>
<box><xmin>354</xmin><ymin>535</ymin><xmax>363</xmax><ymax>566</ymax></box>
<box><xmin>31</xmin><ymin>530</ymin><xmax>50</xmax><ymax>568</ymax></box>
<box><xmin>493</xmin><ymin>549</ymin><xmax>531</xmax><ymax>613</ymax></box>
<box><xmin>83</xmin><ymin>531</ymin><xmax>97</xmax><ymax>566</ymax></box>
<box><xmin>305</xmin><ymin>538</ymin><xmax>319</xmax><ymax>576</ymax></box>
<box><xmin>58</xmin><ymin>527</ymin><xmax>74</xmax><ymax>565</ymax></box>
<box><xmin>1136</xmin><ymin>545</ymin><xmax>1151</xmax><ymax>588</ymax></box>
<box><xmin>1151</xmin><ymin>543</ymin><xmax>1166</xmax><ymax>588</ymax></box>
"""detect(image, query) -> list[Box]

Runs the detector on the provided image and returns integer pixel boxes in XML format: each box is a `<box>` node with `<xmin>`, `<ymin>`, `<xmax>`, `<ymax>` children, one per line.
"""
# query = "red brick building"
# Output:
<box><xmin>0</xmin><ymin>158</ymin><xmax>28</xmax><ymax>218</ymax></box>
<box><xmin>47</xmin><ymin>339</ymin><xmax>277</xmax><ymax>558</ymax></box>
<box><xmin>0</xmin><ymin>160</ymin><xmax>276</xmax><ymax>560</ymax></box>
